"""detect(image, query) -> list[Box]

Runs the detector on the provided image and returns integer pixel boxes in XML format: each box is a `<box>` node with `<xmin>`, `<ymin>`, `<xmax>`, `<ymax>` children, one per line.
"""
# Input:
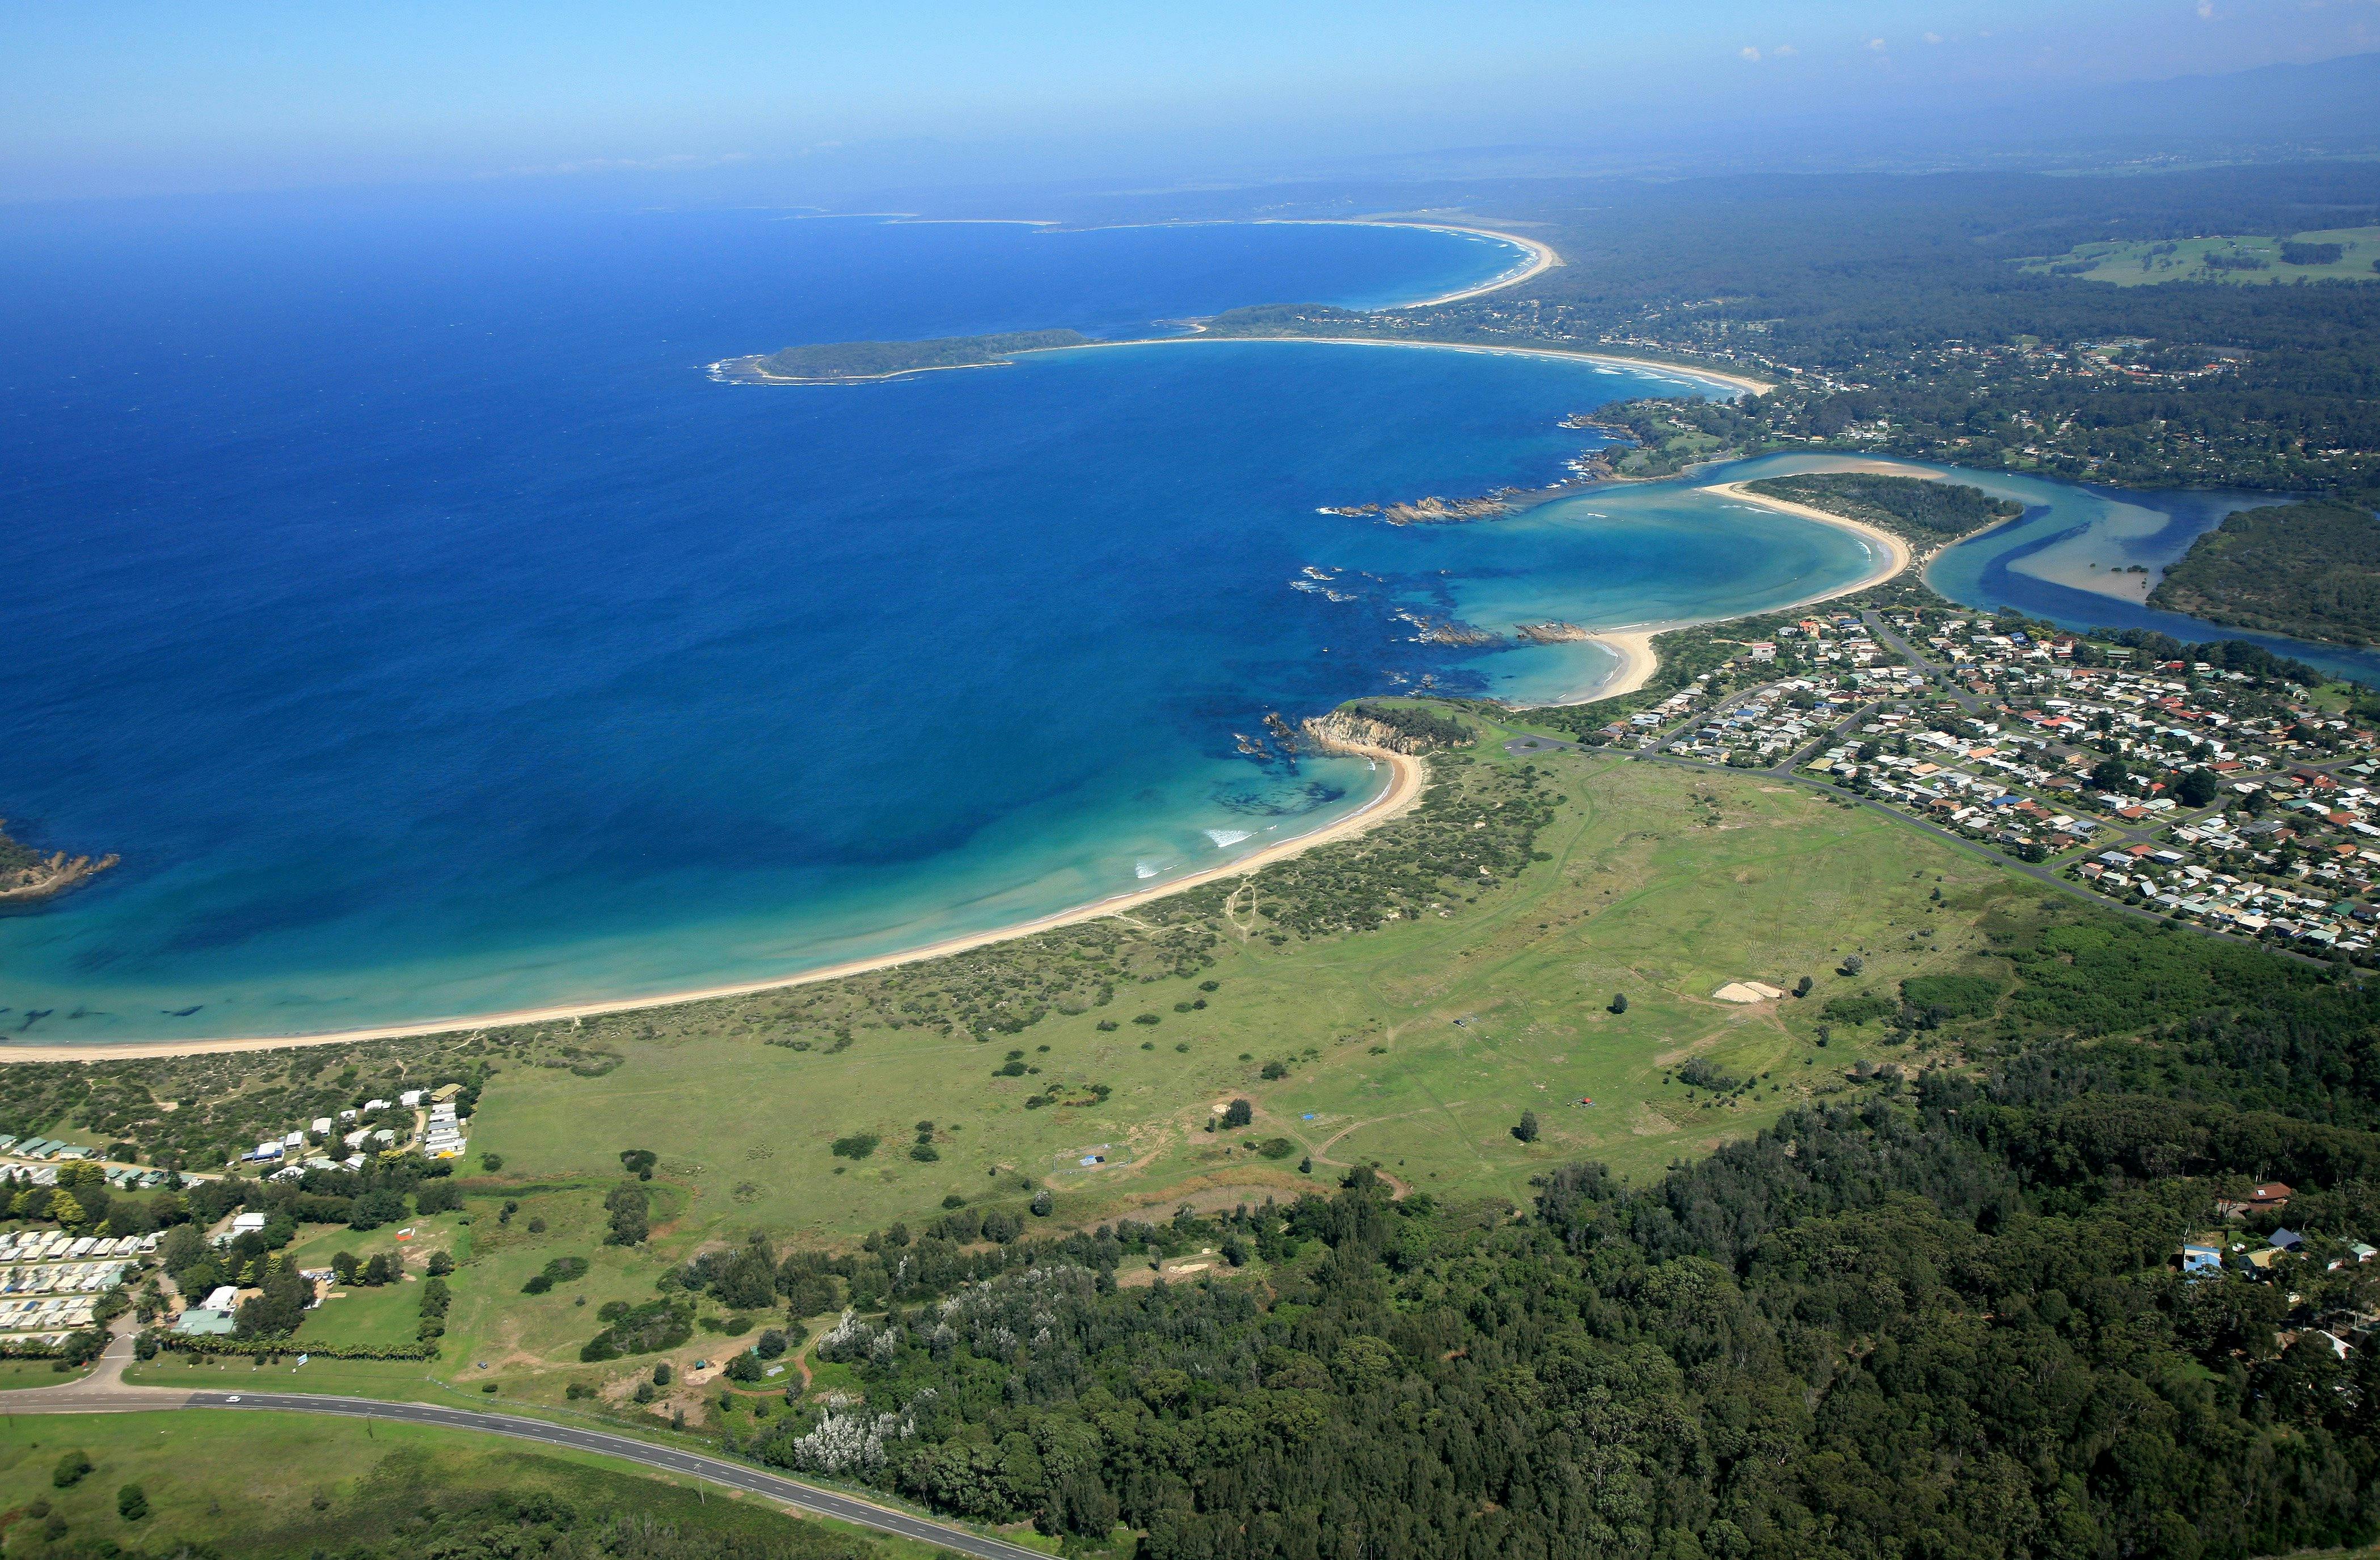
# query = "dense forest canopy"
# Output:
<box><xmin>717</xmin><ymin>911</ymin><xmax>2380</xmax><ymax>1560</ymax></box>
<box><xmin>2149</xmin><ymin>499</ymin><xmax>2380</xmax><ymax>646</ymax></box>
<box><xmin>1738</xmin><ymin>474</ymin><xmax>2023</xmax><ymax>543</ymax></box>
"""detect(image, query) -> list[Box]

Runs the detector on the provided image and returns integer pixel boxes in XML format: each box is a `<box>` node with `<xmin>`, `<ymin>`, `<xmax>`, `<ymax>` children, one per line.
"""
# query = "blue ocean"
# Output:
<box><xmin>0</xmin><ymin>195</ymin><xmax>2276</xmax><ymax>1043</ymax></box>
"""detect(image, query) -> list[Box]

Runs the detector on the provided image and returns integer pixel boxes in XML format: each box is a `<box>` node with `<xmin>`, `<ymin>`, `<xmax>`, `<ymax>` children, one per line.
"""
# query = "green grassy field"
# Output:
<box><xmin>0</xmin><ymin>1358</ymin><xmax>85</xmax><ymax>1391</ymax></box>
<box><xmin>2017</xmin><ymin>226</ymin><xmax>2380</xmax><ymax>286</ymax></box>
<box><xmin>0</xmin><ymin>1410</ymin><xmax>947</xmax><ymax>1558</ymax></box>
<box><xmin>143</xmin><ymin>734</ymin><xmax>2053</xmax><ymax>1421</ymax></box>
<box><xmin>470</xmin><ymin>752</ymin><xmax>2008</xmax><ymax>1229</ymax></box>
<box><xmin>74</xmin><ymin>721</ymin><xmax>2067</xmax><ymax>1439</ymax></box>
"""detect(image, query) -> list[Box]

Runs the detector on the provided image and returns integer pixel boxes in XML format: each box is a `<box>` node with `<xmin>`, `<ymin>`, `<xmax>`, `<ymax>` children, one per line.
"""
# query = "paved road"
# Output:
<box><xmin>178</xmin><ymin>1392</ymin><xmax>1046</xmax><ymax>1560</ymax></box>
<box><xmin>0</xmin><ymin>1329</ymin><xmax>1036</xmax><ymax>1560</ymax></box>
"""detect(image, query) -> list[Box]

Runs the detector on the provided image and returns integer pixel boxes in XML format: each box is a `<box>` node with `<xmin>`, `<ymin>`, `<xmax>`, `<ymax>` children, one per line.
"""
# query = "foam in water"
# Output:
<box><xmin>1203</xmin><ymin>828</ymin><xmax>1255</xmax><ymax>848</ymax></box>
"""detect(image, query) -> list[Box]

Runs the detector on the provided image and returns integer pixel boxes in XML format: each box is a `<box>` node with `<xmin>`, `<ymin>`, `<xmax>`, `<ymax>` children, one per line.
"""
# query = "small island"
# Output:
<box><xmin>1319</xmin><ymin>492</ymin><xmax>1519</xmax><ymax>525</ymax></box>
<box><xmin>2149</xmin><ymin>498</ymin><xmax>2380</xmax><ymax>646</ymax></box>
<box><xmin>711</xmin><ymin>329</ymin><xmax>1094</xmax><ymax>384</ymax></box>
<box><xmin>0</xmin><ymin>819</ymin><xmax>116</xmax><ymax>905</ymax></box>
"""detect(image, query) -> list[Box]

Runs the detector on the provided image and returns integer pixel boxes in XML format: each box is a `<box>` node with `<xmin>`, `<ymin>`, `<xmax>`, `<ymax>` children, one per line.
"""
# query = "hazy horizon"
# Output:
<box><xmin>8</xmin><ymin>1</ymin><xmax>2380</xmax><ymax>207</ymax></box>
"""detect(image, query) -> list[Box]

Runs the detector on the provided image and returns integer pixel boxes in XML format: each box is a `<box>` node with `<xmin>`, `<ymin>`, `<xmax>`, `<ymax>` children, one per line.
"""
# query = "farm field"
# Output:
<box><xmin>2016</xmin><ymin>225</ymin><xmax>2380</xmax><ymax>285</ymax></box>
<box><xmin>0</xmin><ymin>1410</ymin><xmax>940</xmax><ymax>1558</ymax></box>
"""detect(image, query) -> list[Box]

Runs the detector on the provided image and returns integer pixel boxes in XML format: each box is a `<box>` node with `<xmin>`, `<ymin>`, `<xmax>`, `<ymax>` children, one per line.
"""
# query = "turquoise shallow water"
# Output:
<box><xmin>1703</xmin><ymin>454</ymin><xmax>2380</xmax><ymax>685</ymax></box>
<box><xmin>0</xmin><ymin>201</ymin><xmax>1890</xmax><ymax>1042</ymax></box>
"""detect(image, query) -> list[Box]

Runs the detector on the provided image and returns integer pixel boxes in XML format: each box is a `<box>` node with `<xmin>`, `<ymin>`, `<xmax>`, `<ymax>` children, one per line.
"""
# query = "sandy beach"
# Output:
<box><xmin>720</xmin><ymin>329</ymin><xmax>1771</xmax><ymax>399</ymax></box>
<box><xmin>718</xmin><ymin>212</ymin><xmax>1775</xmax><ymax>397</ymax></box>
<box><xmin>1522</xmin><ymin>480</ymin><xmax>1913</xmax><ymax>709</ymax></box>
<box><xmin>1</xmin><ymin>745</ymin><xmax>1424</xmax><ymax>1062</ymax></box>
<box><xmin>1330</xmin><ymin>219</ymin><xmax>1561</xmax><ymax>308</ymax></box>
<box><xmin>1175</xmin><ymin>335</ymin><xmax>1773</xmax><ymax>396</ymax></box>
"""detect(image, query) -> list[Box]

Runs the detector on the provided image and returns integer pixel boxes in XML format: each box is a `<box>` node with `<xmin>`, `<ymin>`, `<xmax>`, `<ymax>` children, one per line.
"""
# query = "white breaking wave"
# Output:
<box><xmin>1134</xmin><ymin>859</ymin><xmax>1169</xmax><ymax>880</ymax></box>
<box><xmin>1203</xmin><ymin>828</ymin><xmax>1254</xmax><ymax>848</ymax></box>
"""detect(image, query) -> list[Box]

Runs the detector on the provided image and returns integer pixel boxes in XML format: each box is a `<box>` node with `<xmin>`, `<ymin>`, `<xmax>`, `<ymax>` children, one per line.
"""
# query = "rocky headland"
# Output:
<box><xmin>1514</xmin><ymin>621</ymin><xmax>1597</xmax><ymax>644</ymax></box>
<box><xmin>0</xmin><ymin>822</ymin><xmax>117</xmax><ymax>905</ymax></box>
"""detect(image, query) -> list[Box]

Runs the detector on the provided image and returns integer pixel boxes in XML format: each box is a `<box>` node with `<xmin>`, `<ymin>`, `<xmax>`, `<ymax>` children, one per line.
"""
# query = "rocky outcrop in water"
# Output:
<box><xmin>0</xmin><ymin>822</ymin><xmax>117</xmax><ymax>904</ymax></box>
<box><xmin>1320</xmin><ymin>492</ymin><xmax>1520</xmax><ymax>525</ymax></box>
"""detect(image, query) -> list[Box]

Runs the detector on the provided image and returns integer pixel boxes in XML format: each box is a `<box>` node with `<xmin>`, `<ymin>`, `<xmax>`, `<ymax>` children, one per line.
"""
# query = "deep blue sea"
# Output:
<box><xmin>3</xmin><ymin>195</ymin><xmax>2251</xmax><ymax>1043</ymax></box>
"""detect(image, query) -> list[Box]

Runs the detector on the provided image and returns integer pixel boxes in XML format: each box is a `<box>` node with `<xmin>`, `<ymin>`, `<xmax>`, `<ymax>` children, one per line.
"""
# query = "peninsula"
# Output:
<box><xmin>711</xmin><ymin>328</ymin><xmax>1092</xmax><ymax>384</ymax></box>
<box><xmin>2147</xmin><ymin>497</ymin><xmax>2380</xmax><ymax>647</ymax></box>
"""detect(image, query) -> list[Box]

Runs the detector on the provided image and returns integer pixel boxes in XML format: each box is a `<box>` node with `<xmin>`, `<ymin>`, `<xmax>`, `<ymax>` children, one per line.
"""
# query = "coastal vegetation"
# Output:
<box><xmin>1568</xmin><ymin>394</ymin><xmax>1770</xmax><ymax>477</ymax></box>
<box><xmin>1302</xmin><ymin>700</ymin><xmax>1474</xmax><ymax>755</ymax></box>
<box><xmin>2147</xmin><ymin>498</ymin><xmax>2380</xmax><ymax>646</ymax></box>
<box><xmin>745</xmin><ymin>329</ymin><xmax>1091</xmax><ymax>382</ymax></box>
<box><xmin>27</xmin><ymin>166</ymin><xmax>2380</xmax><ymax>1556</ymax></box>
<box><xmin>1737</xmin><ymin>472</ymin><xmax>2022</xmax><ymax>547</ymax></box>
<box><xmin>11</xmin><ymin>711</ymin><xmax>2379</xmax><ymax>1558</ymax></box>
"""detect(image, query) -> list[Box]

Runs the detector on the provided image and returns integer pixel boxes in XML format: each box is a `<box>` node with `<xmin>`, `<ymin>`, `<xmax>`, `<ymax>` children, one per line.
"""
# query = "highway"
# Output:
<box><xmin>176</xmin><ymin>1390</ymin><xmax>1050</xmax><ymax>1559</ymax></box>
<box><xmin>0</xmin><ymin>1329</ymin><xmax>1042</xmax><ymax>1560</ymax></box>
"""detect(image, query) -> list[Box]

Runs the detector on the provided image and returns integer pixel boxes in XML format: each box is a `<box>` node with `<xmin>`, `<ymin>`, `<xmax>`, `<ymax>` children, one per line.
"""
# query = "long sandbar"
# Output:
<box><xmin>0</xmin><ymin>747</ymin><xmax>1424</xmax><ymax>1062</ymax></box>
<box><xmin>720</xmin><ymin>334</ymin><xmax>1770</xmax><ymax>399</ymax></box>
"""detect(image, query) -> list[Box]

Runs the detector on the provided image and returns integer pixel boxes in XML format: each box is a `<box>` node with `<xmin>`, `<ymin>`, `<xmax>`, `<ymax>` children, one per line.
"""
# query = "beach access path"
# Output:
<box><xmin>0</xmin><ymin>746</ymin><xmax>1423</xmax><ymax>1062</ymax></box>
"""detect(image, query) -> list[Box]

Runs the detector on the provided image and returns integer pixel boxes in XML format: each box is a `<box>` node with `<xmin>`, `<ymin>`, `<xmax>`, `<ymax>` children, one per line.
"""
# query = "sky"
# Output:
<box><xmin>6</xmin><ymin>1</ymin><xmax>2379</xmax><ymax>203</ymax></box>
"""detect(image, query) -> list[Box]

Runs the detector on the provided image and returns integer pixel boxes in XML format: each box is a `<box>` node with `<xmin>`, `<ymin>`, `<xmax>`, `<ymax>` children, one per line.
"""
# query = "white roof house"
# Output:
<box><xmin>230</xmin><ymin>1212</ymin><xmax>268</xmax><ymax>1235</ymax></box>
<box><xmin>399</xmin><ymin>1089</ymin><xmax>424</xmax><ymax>1108</ymax></box>
<box><xmin>201</xmin><ymin>1285</ymin><xmax>240</xmax><ymax>1311</ymax></box>
<box><xmin>364</xmin><ymin>1098</ymin><xmax>390</xmax><ymax>1112</ymax></box>
<box><xmin>312</xmin><ymin>1118</ymin><xmax>332</xmax><ymax>1135</ymax></box>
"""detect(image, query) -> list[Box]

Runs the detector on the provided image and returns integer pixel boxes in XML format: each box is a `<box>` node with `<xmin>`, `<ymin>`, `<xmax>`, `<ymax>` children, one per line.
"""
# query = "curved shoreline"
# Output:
<box><xmin>1058</xmin><ymin>216</ymin><xmax>1559</xmax><ymax>309</ymax></box>
<box><xmin>1313</xmin><ymin>219</ymin><xmax>1560</xmax><ymax>308</ymax></box>
<box><xmin>0</xmin><ymin>747</ymin><xmax>1424</xmax><ymax>1062</ymax></box>
<box><xmin>11</xmin><ymin>222</ymin><xmax>1740</xmax><ymax>1060</ymax></box>
<box><xmin>719</xmin><ymin>333</ymin><xmax>1771</xmax><ymax>399</ymax></box>
<box><xmin>1518</xmin><ymin>478</ymin><xmax>1914</xmax><ymax>709</ymax></box>
<box><xmin>716</xmin><ymin>213</ymin><xmax>1774</xmax><ymax>396</ymax></box>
